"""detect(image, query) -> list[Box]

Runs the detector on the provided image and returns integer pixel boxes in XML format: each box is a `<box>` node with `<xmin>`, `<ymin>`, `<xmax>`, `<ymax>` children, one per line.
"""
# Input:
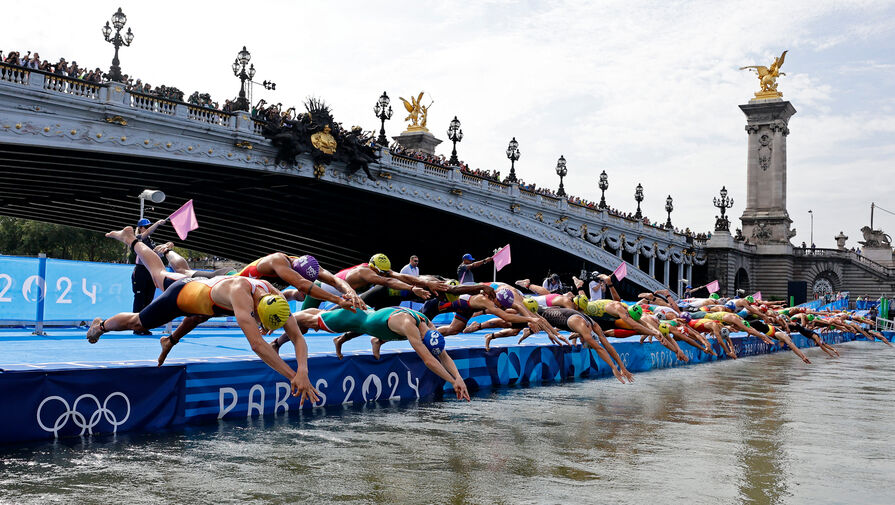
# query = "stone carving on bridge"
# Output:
<box><xmin>859</xmin><ymin>226</ymin><xmax>892</xmax><ymax>248</ymax></box>
<box><xmin>261</xmin><ymin>98</ymin><xmax>378</xmax><ymax>180</ymax></box>
<box><xmin>740</xmin><ymin>50</ymin><xmax>787</xmax><ymax>100</ymax></box>
<box><xmin>757</xmin><ymin>133</ymin><xmax>772</xmax><ymax>170</ymax></box>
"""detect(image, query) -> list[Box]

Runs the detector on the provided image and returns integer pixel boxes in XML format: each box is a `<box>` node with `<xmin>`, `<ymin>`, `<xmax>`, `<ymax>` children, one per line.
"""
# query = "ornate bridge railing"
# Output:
<box><xmin>793</xmin><ymin>247</ymin><xmax>894</xmax><ymax>276</ymax></box>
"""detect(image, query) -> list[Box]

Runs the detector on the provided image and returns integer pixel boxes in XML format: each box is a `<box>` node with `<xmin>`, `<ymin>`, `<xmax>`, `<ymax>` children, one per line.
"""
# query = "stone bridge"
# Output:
<box><xmin>0</xmin><ymin>62</ymin><xmax>705</xmax><ymax>294</ymax></box>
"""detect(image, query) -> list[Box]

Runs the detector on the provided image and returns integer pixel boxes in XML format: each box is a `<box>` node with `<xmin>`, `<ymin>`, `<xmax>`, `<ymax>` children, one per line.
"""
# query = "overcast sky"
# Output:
<box><xmin>6</xmin><ymin>1</ymin><xmax>895</xmax><ymax>247</ymax></box>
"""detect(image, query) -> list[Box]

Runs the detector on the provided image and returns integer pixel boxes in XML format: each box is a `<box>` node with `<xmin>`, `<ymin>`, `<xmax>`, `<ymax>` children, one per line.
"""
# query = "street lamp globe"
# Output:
<box><xmin>125</xmin><ymin>27</ymin><xmax>134</xmax><ymax>44</ymax></box>
<box><xmin>111</xmin><ymin>7</ymin><xmax>127</xmax><ymax>30</ymax></box>
<box><xmin>237</xmin><ymin>46</ymin><xmax>251</xmax><ymax>66</ymax></box>
<box><xmin>102</xmin><ymin>21</ymin><xmax>112</xmax><ymax>39</ymax></box>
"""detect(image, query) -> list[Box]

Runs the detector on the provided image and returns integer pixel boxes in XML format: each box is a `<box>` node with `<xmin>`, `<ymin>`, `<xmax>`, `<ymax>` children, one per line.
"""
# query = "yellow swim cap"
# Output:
<box><xmin>523</xmin><ymin>297</ymin><xmax>539</xmax><ymax>313</ymax></box>
<box><xmin>257</xmin><ymin>294</ymin><xmax>291</xmax><ymax>330</ymax></box>
<box><xmin>445</xmin><ymin>279</ymin><xmax>460</xmax><ymax>302</ymax></box>
<box><xmin>659</xmin><ymin>322</ymin><xmax>670</xmax><ymax>336</ymax></box>
<box><xmin>573</xmin><ymin>294</ymin><xmax>589</xmax><ymax>310</ymax></box>
<box><xmin>369</xmin><ymin>253</ymin><xmax>391</xmax><ymax>272</ymax></box>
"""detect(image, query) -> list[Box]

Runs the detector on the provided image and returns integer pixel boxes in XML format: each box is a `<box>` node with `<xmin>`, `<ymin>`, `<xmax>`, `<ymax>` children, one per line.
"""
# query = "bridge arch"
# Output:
<box><xmin>734</xmin><ymin>267</ymin><xmax>750</xmax><ymax>294</ymax></box>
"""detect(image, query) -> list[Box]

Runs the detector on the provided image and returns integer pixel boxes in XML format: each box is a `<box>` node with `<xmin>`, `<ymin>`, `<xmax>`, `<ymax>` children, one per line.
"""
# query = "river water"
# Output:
<box><xmin>1</xmin><ymin>341</ymin><xmax>893</xmax><ymax>505</ymax></box>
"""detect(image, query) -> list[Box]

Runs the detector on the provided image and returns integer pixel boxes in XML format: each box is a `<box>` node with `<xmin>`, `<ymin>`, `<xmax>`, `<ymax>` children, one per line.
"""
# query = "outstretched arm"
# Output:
<box><xmin>141</xmin><ymin>219</ymin><xmax>166</xmax><ymax>238</ymax></box>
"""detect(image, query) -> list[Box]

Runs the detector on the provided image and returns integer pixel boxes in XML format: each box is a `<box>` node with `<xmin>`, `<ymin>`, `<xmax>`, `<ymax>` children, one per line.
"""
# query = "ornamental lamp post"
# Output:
<box><xmin>505</xmin><ymin>137</ymin><xmax>520</xmax><ymax>183</ymax></box>
<box><xmin>373</xmin><ymin>91</ymin><xmax>393</xmax><ymax>147</ymax></box>
<box><xmin>634</xmin><ymin>183</ymin><xmax>644</xmax><ymax>219</ymax></box>
<box><xmin>665</xmin><ymin>194</ymin><xmax>674</xmax><ymax>228</ymax></box>
<box><xmin>447</xmin><ymin>116</ymin><xmax>463</xmax><ymax>166</ymax></box>
<box><xmin>101</xmin><ymin>7</ymin><xmax>134</xmax><ymax>82</ymax></box>
<box><xmin>232</xmin><ymin>46</ymin><xmax>256</xmax><ymax>112</ymax></box>
<box><xmin>598</xmin><ymin>170</ymin><xmax>609</xmax><ymax>209</ymax></box>
<box><xmin>555</xmin><ymin>155</ymin><xmax>568</xmax><ymax>197</ymax></box>
<box><xmin>713</xmin><ymin>185</ymin><xmax>734</xmax><ymax>231</ymax></box>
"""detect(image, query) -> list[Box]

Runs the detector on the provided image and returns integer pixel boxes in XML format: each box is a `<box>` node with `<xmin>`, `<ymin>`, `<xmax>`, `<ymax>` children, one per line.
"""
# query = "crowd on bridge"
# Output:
<box><xmin>2</xmin><ymin>50</ymin><xmax>104</xmax><ymax>83</ymax></box>
<box><xmin>84</xmin><ymin>219</ymin><xmax>893</xmax><ymax>405</ymax></box>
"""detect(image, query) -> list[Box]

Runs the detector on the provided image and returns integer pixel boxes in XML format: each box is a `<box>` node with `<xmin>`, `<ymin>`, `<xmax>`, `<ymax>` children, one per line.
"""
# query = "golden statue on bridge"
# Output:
<box><xmin>399</xmin><ymin>92</ymin><xmax>433</xmax><ymax>132</ymax></box>
<box><xmin>740</xmin><ymin>50</ymin><xmax>788</xmax><ymax>99</ymax></box>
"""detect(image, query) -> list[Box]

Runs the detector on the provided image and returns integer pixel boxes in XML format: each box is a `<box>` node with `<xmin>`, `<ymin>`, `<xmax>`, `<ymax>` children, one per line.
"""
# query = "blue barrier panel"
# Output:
<box><xmin>0</xmin><ymin>366</ymin><xmax>185</xmax><ymax>444</ymax></box>
<box><xmin>0</xmin><ymin>256</ymin><xmax>41</xmax><ymax>322</ymax></box>
<box><xmin>43</xmin><ymin>259</ymin><xmax>134</xmax><ymax>322</ymax></box>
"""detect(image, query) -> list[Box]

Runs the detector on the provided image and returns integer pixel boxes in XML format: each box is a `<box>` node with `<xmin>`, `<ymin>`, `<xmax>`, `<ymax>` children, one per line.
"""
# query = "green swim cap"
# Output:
<box><xmin>743</xmin><ymin>321</ymin><xmax>751</xmax><ymax>328</ymax></box>
<box><xmin>746</xmin><ymin>295</ymin><xmax>755</xmax><ymax>303</ymax></box>
<box><xmin>710</xmin><ymin>293</ymin><xmax>720</xmax><ymax>300</ymax></box>
<box><xmin>629</xmin><ymin>305</ymin><xmax>643</xmax><ymax>321</ymax></box>
<box><xmin>807</xmin><ymin>314</ymin><xmax>816</xmax><ymax>321</ymax></box>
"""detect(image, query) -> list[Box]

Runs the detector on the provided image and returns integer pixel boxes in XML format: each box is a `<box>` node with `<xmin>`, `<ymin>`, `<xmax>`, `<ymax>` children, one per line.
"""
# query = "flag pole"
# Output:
<box><xmin>493</xmin><ymin>247</ymin><xmax>498</xmax><ymax>282</ymax></box>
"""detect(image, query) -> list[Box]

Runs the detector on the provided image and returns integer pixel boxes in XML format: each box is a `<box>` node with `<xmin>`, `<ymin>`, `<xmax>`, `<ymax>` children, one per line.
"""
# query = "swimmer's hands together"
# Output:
<box><xmin>291</xmin><ymin>372</ymin><xmax>320</xmax><ymax>405</ymax></box>
<box><xmin>344</xmin><ymin>293</ymin><xmax>366</xmax><ymax>311</ymax></box>
<box><xmin>426</xmin><ymin>280</ymin><xmax>450</xmax><ymax>293</ymax></box>
<box><xmin>480</xmin><ymin>285</ymin><xmax>497</xmax><ymax>301</ymax></box>
<box><xmin>337</xmin><ymin>296</ymin><xmax>360</xmax><ymax>313</ymax></box>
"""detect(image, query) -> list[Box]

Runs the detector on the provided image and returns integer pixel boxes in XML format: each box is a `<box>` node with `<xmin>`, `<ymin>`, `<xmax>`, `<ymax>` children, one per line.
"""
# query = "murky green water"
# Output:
<box><xmin>2</xmin><ymin>341</ymin><xmax>893</xmax><ymax>505</ymax></box>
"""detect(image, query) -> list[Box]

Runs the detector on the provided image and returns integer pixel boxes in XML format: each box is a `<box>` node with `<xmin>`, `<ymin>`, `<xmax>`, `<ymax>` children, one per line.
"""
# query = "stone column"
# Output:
<box><xmin>649</xmin><ymin>256</ymin><xmax>656</xmax><ymax>278</ymax></box>
<box><xmin>663</xmin><ymin>259</ymin><xmax>670</xmax><ymax>286</ymax></box>
<box><xmin>739</xmin><ymin>99</ymin><xmax>796</xmax><ymax>245</ymax></box>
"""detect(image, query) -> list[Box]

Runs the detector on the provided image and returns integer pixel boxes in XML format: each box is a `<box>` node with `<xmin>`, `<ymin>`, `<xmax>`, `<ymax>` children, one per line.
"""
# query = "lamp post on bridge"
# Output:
<box><xmin>555</xmin><ymin>155</ymin><xmax>568</xmax><ymax>197</ymax></box>
<box><xmin>634</xmin><ymin>183</ymin><xmax>644</xmax><ymax>219</ymax></box>
<box><xmin>713</xmin><ymin>186</ymin><xmax>734</xmax><ymax>231</ymax></box>
<box><xmin>447</xmin><ymin>116</ymin><xmax>463</xmax><ymax>166</ymax></box>
<box><xmin>665</xmin><ymin>195</ymin><xmax>674</xmax><ymax>228</ymax></box>
<box><xmin>373</xmin><ymin>91</ymin><xmax>393</xmax><ymax>147</ymax></box>
<box><xmin>101</xmin><ymin>7</ymin><xmax>134</xmax><ymax>83</ymax></box>
<box><xmin>505</xmin><ymin>137</ymin><xmax>520</xmax><ymax>183</ymax></box>
<box><xmin>808</xmin><ymin>209</ymin><xmax>814</xmax><ymax>247</ymax></box>
<box><xmin>598</xmin><ymin>170</ymin><xmax>608</xmax><ymax>209</ymax></box>
<box><xmin>231</xmin><ymin>46</ymin><xmax>255</xmax><ymax>112</ymax></box>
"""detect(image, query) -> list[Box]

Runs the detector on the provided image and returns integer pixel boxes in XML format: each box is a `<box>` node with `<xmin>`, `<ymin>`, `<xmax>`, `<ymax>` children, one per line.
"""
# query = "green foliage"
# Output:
<box><xmin>0</xmin><ymin>217</ymin><xmax>207</xmax><ymax>263</ymax></box>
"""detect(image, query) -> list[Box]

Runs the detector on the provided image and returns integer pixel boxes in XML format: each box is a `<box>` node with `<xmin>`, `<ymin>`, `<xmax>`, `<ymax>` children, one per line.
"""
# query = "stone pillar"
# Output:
<box><xmin>663</xmin><ymin>259</ymin><xmax>670</xmax><ymax>286</ymax></box>
<box><xmin>633</xmin><ymin>251</ymin><xmax>640</xmax><ymax>270</ymax></box>
<box><xmin>649</xmin><ymin>256</ymin><xmax>656</xmax><ymax>278</ymax></box>
<box><xmin>739</xmin><ymin>99</ymin><xmax>796</xmax><ymax>245</ymax></box>
<box><xmin>677</xmin><ymin>262</ymin><xmax>684</xmax><ymax>293</ymax></box>
<box><xmin>686</xmin><ymin>264</ymin><xmax>693</xmax><ymax>286</ymax></box>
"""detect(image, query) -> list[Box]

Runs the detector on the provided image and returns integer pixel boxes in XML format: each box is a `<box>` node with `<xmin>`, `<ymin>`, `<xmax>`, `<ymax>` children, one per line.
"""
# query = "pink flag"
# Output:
<box><xmin>706</xmin><ymin>280</ymin><xmax>720</xmax><ymax>293</ymax></box>
<box><xmin>612</xmin><ymin>261</ymin><xmax>627</xmax><ymax>281</ymax></box>
<box><xmin>752</xmin><ymin>291</ymin><xmax>762</xmax><ymax>301</ymax></box>
<box><xmin>168</xmin><ymin>199</ymin><xmax>199</xmax><ymax>240</ymax></box>
<box><xmin>493</xmin><ymin>244</ymin><xmax>511</xmax><ymax>272</ymax></box>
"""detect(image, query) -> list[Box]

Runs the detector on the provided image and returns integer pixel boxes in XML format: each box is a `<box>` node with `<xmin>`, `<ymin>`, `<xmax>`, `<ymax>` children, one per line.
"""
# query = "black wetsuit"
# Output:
<box><xmin>537</xmin><ymin>307</ymin><xmax>591</xmax><ymax>331</ymax></box>
<box><xmin>131</xmin><ymin>234</ymin><xmax>158</xmax><ymax>313</ymax></box>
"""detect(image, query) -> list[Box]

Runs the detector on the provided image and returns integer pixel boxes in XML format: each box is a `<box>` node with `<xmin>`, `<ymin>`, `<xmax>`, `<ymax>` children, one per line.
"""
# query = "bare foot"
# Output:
<box><xmin>333</xmin><ymin>336</ymin><xmax>345</xmax><ymax>360</ymax></box>
<box><xmin>484</xmin><ymin>333</ymin><xmax>494</xmax><ymax>351</ymax></box>
<box><xmin>463</xmin><ymin>321</ymin><xmax>481</xmax><ymax>333</ymax></box>
<box><xmin>516</xmin><ymin>329</ymin><xmax>531</xmax><ymax>344</ymax></box>
<box><xmin>371</xmin><ymin>337</ymin><xmax>382</xmax><ymax>359</ymax></box>
<box><xmin>86</xmin><ymin>317</ymin><xmax>103</xmax><ymax>343</ymax></box>
<box><xmin>514</xmin><ymin>279</ymin><xmax>531</xmax><ymax>289</ymax></box>
<box><xmin>105</xmin><ymin>226</ymin><xmax>136</xmax><ymax>244</ymax></box>
<box><xmin>158</xmin><ymin>336</ymin><xmax>176</xmax><ymax>366</ymax></box>
<box><xmin>572</xmin><ymin>276</ymin><xmax>584</xmax><ymax>289</ymax></box>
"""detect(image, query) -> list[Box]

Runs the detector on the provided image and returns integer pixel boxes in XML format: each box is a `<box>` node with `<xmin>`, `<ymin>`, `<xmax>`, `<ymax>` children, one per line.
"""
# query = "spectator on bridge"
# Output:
<box><xmin>131</xmin><ymin>217</ymin><xmax>166</xmax><ymax>335</ymax></box>
<box><xmin>457</xmin><ymin>253</ymin><xmax>492</xmax><ymax>284</ymax></box>
<box><xmin>400</xmin><ymin>255</ymin><xmax>420</xmax><ymax>276</ymax></box>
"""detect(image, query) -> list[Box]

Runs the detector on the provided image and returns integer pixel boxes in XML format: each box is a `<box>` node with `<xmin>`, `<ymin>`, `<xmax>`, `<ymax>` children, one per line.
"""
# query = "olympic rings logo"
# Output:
<box><xmin>36</xmin><ymin>392</ymin><xmax>131</xmax><ymax>438</ymax></box>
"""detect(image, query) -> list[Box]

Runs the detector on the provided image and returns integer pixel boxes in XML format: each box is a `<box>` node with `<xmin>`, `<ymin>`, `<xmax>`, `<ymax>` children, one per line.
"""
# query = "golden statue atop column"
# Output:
<box><xmin>740</xmin><ymin>50</ymin><xmax>787</xmax><ymax>100</ymax></box>
<box><xmin>399</xmin><ymin>91</ymin><xmax>433</xmax><ymax>132</ymax></box>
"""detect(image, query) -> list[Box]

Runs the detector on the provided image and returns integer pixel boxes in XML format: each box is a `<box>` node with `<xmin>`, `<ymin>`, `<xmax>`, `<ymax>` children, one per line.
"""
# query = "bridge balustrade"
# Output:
<box><xmin>0</xmin><ymin>63</ymin><xmax>29</xmax><ymax>85</ymax></box>
<box><xmin>423</xmin><ymin>163</ymin><xmax>450</xmax><ymax>179</ymax></box>
<box><xmin>253</xmin><ymin>119</ymin><xmax>265</xmax><ymax>135</ymax></box>
<box><xmin>42</xmin><ymin>74</ymin><xmax>100</xmax><ymax>100</ymax></box>
<box><xmin>187</xmin><ymin>106</ymin><xmax>232</xmax><ymax>127</ymax></box>
<box><xmin>129</xmin><ymin>91</ymin><xmax>177</xmax><ymax>115</ymax></box>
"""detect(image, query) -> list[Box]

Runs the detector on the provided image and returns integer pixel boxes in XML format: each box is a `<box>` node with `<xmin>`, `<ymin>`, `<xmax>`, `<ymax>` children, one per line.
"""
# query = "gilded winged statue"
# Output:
<box><xmin>740</xmin><ymin>50</ymin><xmax>788</xmax><ymax>95</ymax></box>
<box><xmin>399</xmin><ymin>92</ymin><xmax>431</xmax><ymax>131</ymax></box>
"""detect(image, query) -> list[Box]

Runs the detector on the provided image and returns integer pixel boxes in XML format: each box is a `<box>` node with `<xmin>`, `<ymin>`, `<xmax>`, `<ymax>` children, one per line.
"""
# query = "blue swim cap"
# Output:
<box><xmin>725</xmin><ymin>301</ymin><xmax>736</xmax><ymax>310</ymax></box>
<box><xmin>496</xmin><ymin>289</ymin><xmax>515</xmax><ymax>309</ymax></box>
<box><xmin>423</xmin><ymin>329</ymin><xmax>445</xmax><ymax>357</ymax></box>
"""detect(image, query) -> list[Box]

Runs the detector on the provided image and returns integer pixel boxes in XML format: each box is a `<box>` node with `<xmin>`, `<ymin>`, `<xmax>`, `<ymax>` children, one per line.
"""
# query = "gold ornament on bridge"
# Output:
<box><xmin>740</xmin><ymin>50</ymin><xmax>787</xmax><ymax>100</ymax></box>
<box><xmin>399</xmin><ymin>92</ymin><xmax>433</xmax><ymax>132</ymax></box>
<box><xmin>311</xmin><ymin>125</ymin><xmax>337</xmax><ymax>154</ymax></box>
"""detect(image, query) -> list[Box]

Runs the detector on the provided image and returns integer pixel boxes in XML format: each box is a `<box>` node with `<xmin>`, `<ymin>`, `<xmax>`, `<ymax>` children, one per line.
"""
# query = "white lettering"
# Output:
<box><xmin>387</xmin><ymin>372</ymin><xmax>400</xmax><ymax>401</ymax></box>
<box><xmin>247</xmin><ymin>384</ymin><xmax>265</xmax><ymax>417</ymax></box>
<box><xmin>0</xmin><ymin>273</ymin><xmax>12</xmax><ymax>302</ymax></box>
<box><xmin>362</xmin><ymin>374</ymin><xmax>382</xmax><ymax>402</ymax></box>
<box><xmin>81</xmin><ymin>278</ymin><xmax>97</xmax><ymax>304</ymax></box>
<box><xmin>312</xmin><ymin>378</ymin><xmax>328</xmax><ymax>407</ymax></box>
<box><xmin>406</xmin><ymin>371</ymin><xmax>420</xmax><ymax>399</ymax></box>
<box><xmin>218</xmin><ymin>387</ymin><xmax>238</xmax><ymax>419</ymax></box>
<box><xmin>274</xmin><ymin>382</ymin><xmax>290</xmax><ymax>415</ymax></box>
<box><xmin>342</xmin><ymin>376</ymin><xmax>355</xmax><ymax>405</ymax></box>
<box><xmin>56</xmin><ymin>277</ymin><xmax>72</xmax><ymax>304</ymax></box>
